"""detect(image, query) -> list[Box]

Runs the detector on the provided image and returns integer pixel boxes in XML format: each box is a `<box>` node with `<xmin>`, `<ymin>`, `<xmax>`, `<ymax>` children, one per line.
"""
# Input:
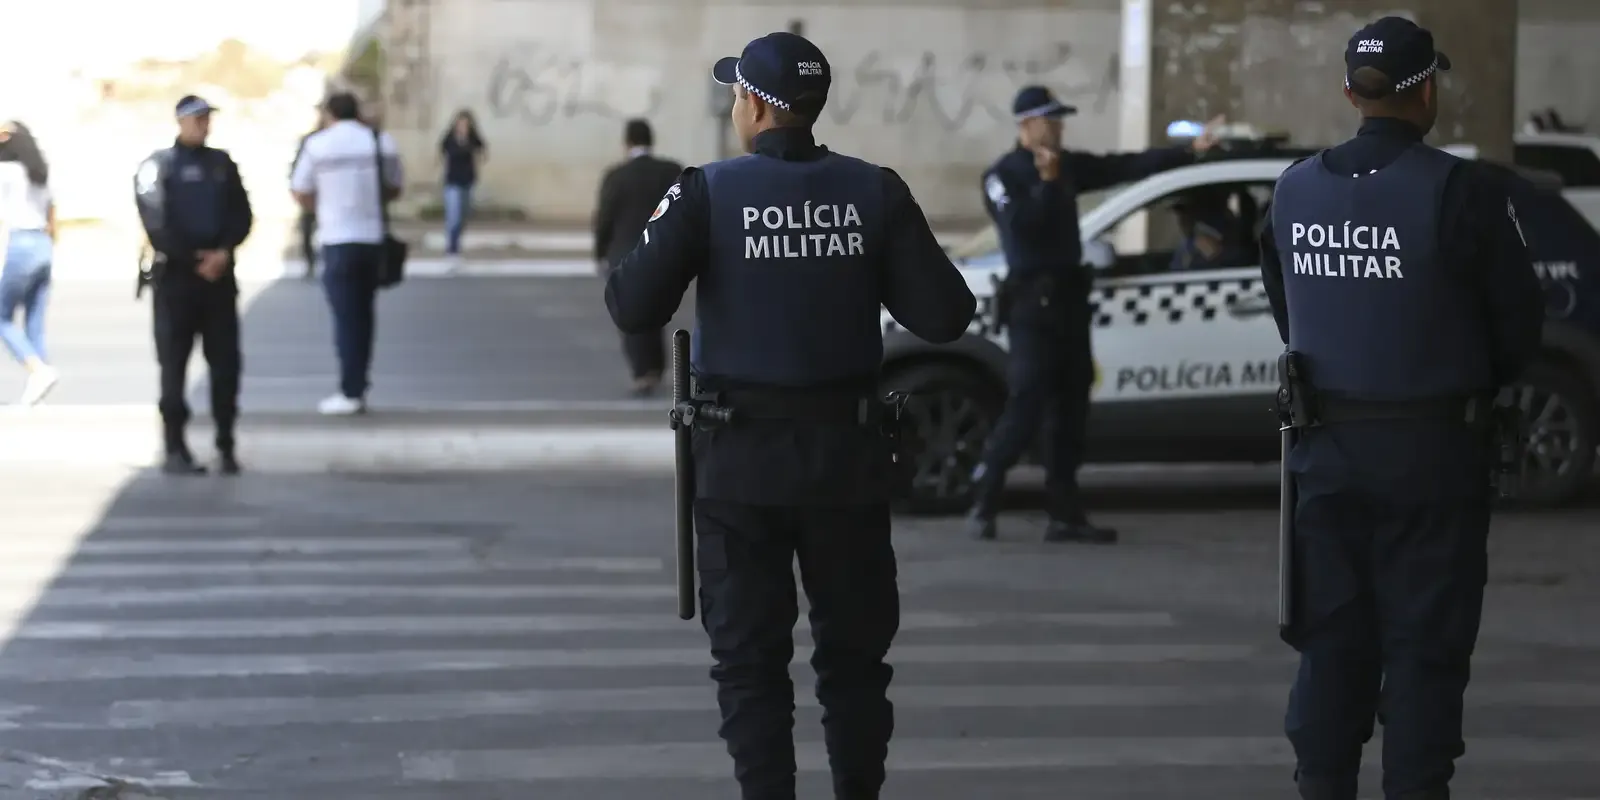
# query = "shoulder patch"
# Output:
<box><xmin>984</xmin><ymin>173</ymin><xmax>1009</xmax><ymax>208</ymax></box>
<box><xmin>135</xmin><ymin>159</ymin><xmax>162</xmax><ymax>194</ymax></box>
<box><xmin>649</xmin><ymin>183</ymin><xmax>680</xmax><ymax>222</ymax></box>
<box><xmin>1507</xmin><ymin>197</ymin><xmax>1527</xmax><ymax>246</ymax></box>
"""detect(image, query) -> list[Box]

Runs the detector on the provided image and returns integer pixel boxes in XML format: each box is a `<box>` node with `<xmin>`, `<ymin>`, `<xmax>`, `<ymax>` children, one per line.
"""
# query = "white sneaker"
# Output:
<box><xmin>19</xmin><ymin>367</ymin><xmax>59</xmax><ymax>406</ymax></box>
<box><xmin>317</xmin><ymin>393</ymin><xmax>366</xmax><ymax>415</ymax></box>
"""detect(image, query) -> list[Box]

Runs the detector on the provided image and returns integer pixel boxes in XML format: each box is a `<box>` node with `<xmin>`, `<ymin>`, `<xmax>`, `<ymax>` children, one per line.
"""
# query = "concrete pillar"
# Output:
<box><xmin>1123</xmin><ymin>0</ymin><xmax>1518</xmax><ymax>161</ymax></box>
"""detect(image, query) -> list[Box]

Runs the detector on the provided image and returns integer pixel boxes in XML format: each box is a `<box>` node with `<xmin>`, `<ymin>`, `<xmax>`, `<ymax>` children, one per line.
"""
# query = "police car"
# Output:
<box><xmin>880</xmin><ymin>127</ymin><xmax>1600</xmax><ymax>511</ymax></box>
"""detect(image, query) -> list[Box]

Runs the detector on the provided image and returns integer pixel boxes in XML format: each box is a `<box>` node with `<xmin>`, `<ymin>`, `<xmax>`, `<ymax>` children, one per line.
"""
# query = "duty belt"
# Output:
<box><xmin>699</xmin><ymin>388</ymin><xmax>884</xmax><ymax>426</ymax></box>
<box><xmin>1315</xmin><ymin>394</ymin><xmax>1492</xmax><ymax>426</ymax></box>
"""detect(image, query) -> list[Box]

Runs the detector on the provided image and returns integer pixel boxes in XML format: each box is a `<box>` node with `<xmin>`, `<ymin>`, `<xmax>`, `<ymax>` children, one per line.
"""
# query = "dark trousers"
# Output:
<box><xmin>152</xmin><ymin>278</ymin><xmax>241</xmax><ymax>451</ymax></box>
<box><xmin>320</xmin><ymin>244</ymin><xmax>381</xmax><ymax>399</ymax></box>
<box><xmin>298</xmin><ymin>213</ymin><xmax>317</xmax><ymax>274</ymax></box>
<box><xmin>1285</xmin><ymin>420</ymin><xmax>1492</xmax><ymax>800</ymax></box>
<box><xmin>696</xmin><ymin>500</ymin><xmax>899</xmax><ymax>800</ymax></box>
<box><xmin>622</xmin><ymin>329</ymin><xmax>665</xmax><ymax>379</ymax></box>
<box><xmin>972</xmin><ymin>319</ymin><xmax>1092</xmax><ymax>520</ymax></box>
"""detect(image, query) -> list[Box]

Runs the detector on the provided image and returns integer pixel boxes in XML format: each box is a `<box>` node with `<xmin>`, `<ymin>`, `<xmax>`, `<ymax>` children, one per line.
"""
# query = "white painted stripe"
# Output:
<box><xmin>7</xmin><ymin>537</ymin><xmax>469</xmax><ymax>557</ymax></box>
<box><xmin>102</xmin><ymin>682</ymin><xmax>1600</xmax><ymax>730</ymax></box>
<box><xmin>415</xmin><ymin>229</ymin><xmax>972</xmax><ymax>253</ymax></box>
<box><xmin>0</xmin><ymin>556</ymin><xmax>663</xmax><ymax>583</ymax></box>
<box><xmin>3</xmin><ymin>399</ymin><xmax>662</xmax><ymax>421</ymax></box>
<box><xmin>0</xmin><ymin>643</ymin><xmax>1261</xmax><ymax>682</ymax></box>
<box><xmin>15</xmin><ymin>583</ymin><xmax>679</xmax><ymax>609</ymax></box>
<box><xmin>400</xmin><ymin>737</ymin><xmax>1600</xmax><ymax>780</ymax></box>
<box><xmin>26</xmin><ymin>772</ymin><xmax>199</xmax><ymax>791</ymax></box>
<box><xmin>11</xmin><ymin>611</ymin><xmax>1171</xmax><ymax>641</ymax></box>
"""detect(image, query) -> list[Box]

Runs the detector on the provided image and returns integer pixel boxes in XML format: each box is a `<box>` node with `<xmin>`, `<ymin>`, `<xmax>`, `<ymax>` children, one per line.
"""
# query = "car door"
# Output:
<box><xmin>1083</xmin><ymin>180</ymin><xmax>1285</xmax><ymax>462</ymax></box>
<box><xmin>1514</xmin><ymin>141</ymin><xmax>1600</xmax><ymax>232</ymax></box>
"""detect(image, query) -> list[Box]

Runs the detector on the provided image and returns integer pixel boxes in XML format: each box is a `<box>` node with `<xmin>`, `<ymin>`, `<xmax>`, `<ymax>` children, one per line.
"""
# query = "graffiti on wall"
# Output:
<box><xmin>826</xmin><ymin>43</ymin><xmax>1118</xmax><ymax>131</ymax></box>
<box><xmin>486</xmin><ymin>44</ymin><xmax>663</xmax><ymax>126</ymax></box>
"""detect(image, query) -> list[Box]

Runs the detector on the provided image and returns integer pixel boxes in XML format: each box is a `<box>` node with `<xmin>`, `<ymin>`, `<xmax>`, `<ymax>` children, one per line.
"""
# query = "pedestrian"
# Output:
<box><xmin>132</xmin><ymin>95</ymin><xmax>254</xmax><ymax>474</ymax></box>
<box><xmin>291</xmin><ymin>111</ymin><xmax>327</xmax><ymax>279</ymax></box>
<box><xmin>290</xmin><ymin>91</ymin><xmax>405</xmax><ymax>416</ymax></box>
<box><xmin>0</xmin><ymin>120</ymin><xmax>58</xmax><ymax>405</ymax></box>
<box><xmin>593</xmin><ymin>117</ymin><xmax>682</xmax><ymax>396</ymax></box>
<box><xmin>604</xmin><ymin>32</ymin><xmax>976</xmax><ymax>800</ymax></box>
<box><xmin>965</xmin><ymin>85</ymin><xmax>1224</xmax><ymax>543</ymax></box>
<box><xmin>1259</xmin><ymin>17</ymin><xmax>1544</xmax><ymax>800</ymax></box>
<box><xmin>438</xmin><ymin>109</ymin><xmax>485</xmax><ymax>262</ymax></box>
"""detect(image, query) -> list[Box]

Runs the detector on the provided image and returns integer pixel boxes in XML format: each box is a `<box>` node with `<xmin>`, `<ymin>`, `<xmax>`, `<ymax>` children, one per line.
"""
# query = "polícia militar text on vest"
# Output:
<box><xmin>1286</xmin><ymin>222</ymin><xmax>1405</xmax><ymax>279</ymax></box>
<box><xmin>741</xmin><ymin>202</ymin><xmax>865</xmax><ymax>259</ymax></box>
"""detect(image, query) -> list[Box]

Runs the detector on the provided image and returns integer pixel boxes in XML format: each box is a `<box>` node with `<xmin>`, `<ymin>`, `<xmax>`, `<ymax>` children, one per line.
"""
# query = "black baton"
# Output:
<box><xmin>669</xmin><ymin>329</ymin><xmax>695</xmax><ymax>621</ymax></box>
<box><xmin>1277</xmin><ymin>425</ymin><xmax>1297</xmax><ymax>635</ymax></box>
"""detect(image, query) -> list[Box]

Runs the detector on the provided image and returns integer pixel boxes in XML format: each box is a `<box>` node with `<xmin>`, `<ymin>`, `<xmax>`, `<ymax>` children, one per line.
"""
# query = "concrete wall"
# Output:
<box><xmin>387</xmin><ymin>0</ymin><xmax>1124</xmax><ymax>225</ymax></box>
<box><xmin>1519</xmin><ymin>0</ymin><xmax>1600</xmax><ymax>130</ymax></box>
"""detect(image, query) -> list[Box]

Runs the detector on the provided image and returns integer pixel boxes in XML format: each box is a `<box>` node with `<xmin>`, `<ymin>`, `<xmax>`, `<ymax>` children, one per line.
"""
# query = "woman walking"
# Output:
<box><xmin>0</xmin><ymin>120</ymin><xmax>57</xmax><ymax>405</ymax></box>
<box><xmin>438</xmin><ymin>109</ymin><xmax>486</xmax><ymax>261</ymax></box>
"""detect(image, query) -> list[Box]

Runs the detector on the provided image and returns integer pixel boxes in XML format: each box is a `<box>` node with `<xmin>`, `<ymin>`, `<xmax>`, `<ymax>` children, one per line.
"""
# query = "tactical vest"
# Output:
<box><xmin>1271</xmin><ymin>143</ymin><xmax>1493</xmax><ymax>399</ymax></box>
<box><xmin>164</xmin><ymin>146</ymin><xmax>228</xmax><ymax>249</ymax></box>
<box><xmin>695</xmin><ymin>152</ymin><xmax>886</xmax><ymax>386</ymax></box>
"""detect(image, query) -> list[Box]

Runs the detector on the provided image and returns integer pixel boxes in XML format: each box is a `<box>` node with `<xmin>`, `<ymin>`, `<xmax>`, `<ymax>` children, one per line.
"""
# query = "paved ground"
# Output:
<box><xmin>0</xmin><ymin>467</ymin><xmax>1597</xmax><ymax>799</ymax></box>
<box><xmin>16</xmin><ymin>276</ymin><xmax>689</xmax><ymax>414</ymax></box>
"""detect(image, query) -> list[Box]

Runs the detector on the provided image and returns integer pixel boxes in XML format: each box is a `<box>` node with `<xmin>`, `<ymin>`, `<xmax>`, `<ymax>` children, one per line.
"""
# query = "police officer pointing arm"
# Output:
<box><xmin>966</xmin><ymin>86</ymin><xmax>1224</xmax><ymax>543</ymax></box>
<box><xmin>1257</xmin><ymin>18</ymin><xmax>1542</xmax><ymax>800</ymax></box>
<box><xmin>605</xmin><ymin>32</ymin><xmax>975</xmax><ymax>800</ymax></box>
<box><xmin>133</xmin><ymin>95</ymin><xmax>254</xmax><ymax>475</ymax></box>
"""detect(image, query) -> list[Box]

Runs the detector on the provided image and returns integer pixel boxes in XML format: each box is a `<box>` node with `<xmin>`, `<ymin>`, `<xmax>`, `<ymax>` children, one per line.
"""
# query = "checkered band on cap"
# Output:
<box><xmin>734</xmin><ymin>63</ymin><xmax>791</xmax><ymax>111</ymax></box>
<box><xmin>1344</xmin><ymin>56</ymin><xmax>1439</xmax><ymax>95</ymax></box>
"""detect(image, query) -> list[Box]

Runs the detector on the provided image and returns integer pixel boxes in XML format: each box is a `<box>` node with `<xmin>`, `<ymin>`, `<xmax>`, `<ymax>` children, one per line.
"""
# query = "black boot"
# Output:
<box><xmin>1294</xmin><ymin>770</ymin><xmax>1358</xmax><ymax>800</ymax></box>
<box><xmin>1043</xmin><ymin>517</ymin><xmax>1118</xmax><ymax>544</ymax></box>
<box><xmin>965</xmin><ymin>464</ymin><xmax>1002</xmax><ymax>541</ymax></box>
<box><xmin>216</xmin><ymin>428</ymin><xmax>241</xmax><ymax>475</ymax></box>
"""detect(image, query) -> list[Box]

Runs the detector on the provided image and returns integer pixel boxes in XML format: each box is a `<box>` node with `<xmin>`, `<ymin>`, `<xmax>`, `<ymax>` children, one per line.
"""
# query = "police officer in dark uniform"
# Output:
<box><xmin>133</xmin><ymin>95</ymin><xmax>254</xmax><ymax>475</ymax></box>
<box><xmin>1259</xmin><ymin>17</ymin><xmax>1543</xmax><ymax>800</ymax></box>
<box><xmin>604</xmin><ymin>32</ymin><xmax>975</xmax><ymax>800</ymax></box>
<box><xmin>967</xmin><ymin>86</ymin><xmax>1223</xmax><ymax>543</ymax></box>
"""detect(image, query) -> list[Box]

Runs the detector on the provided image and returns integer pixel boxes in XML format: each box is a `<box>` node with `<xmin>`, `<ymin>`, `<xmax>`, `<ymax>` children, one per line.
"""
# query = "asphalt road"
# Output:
<box><xmin>1</xmin><ymin>467</ymin><xmax>1597</xmax><ymax>799</ymax></box>
<box><xmin>18</xmin><ymin>276</ymin><xmax>691</xmax><ymax>414</ymax></box>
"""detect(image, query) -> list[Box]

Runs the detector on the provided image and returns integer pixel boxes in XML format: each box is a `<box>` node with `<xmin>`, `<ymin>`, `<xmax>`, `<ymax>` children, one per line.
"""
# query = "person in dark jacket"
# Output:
<box><xmin>593</xmin><ymin>118</ymin><xmax>683</xmax><ymax>395</ymax></box>
<box><xmin>439</xmin><ymin>109</ymin><xmax>486</xmax><ymax>260</ymax></box>
<box><xmin>133</xmin><ymin>95</ymin><xmax>254</xmax><ymax>475</ymax></box>
<box><xmin>966</xmin><ymin>87</ymin><xmax>1222</xmax><ymax>543</ymax></box>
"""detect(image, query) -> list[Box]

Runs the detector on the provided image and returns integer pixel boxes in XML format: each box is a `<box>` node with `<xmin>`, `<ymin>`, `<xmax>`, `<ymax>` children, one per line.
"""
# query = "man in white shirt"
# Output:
<box><xmin>289</xmin><ymin>92</ymin><xmax>403</xmax><ymax>415</ymax></box>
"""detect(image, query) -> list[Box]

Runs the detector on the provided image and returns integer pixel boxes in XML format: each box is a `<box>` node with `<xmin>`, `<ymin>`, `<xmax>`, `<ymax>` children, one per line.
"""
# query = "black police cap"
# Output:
<box><xmin>712</xmin><ymin>32</ymin><xmax>831</xmax><ymax>116</ymax></box>
<box><xmin>1345</xmin><ymin>16</ymin><xmax>1451</xmax><ymax>100</ymax></box>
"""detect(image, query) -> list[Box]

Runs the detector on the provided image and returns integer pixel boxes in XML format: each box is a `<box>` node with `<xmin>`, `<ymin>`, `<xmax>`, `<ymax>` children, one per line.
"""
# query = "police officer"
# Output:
<box><xmin>967</xmin><ymin>86</ymin><xmax>1223</xmax><ymax>543</ymax></box>
<box><xmin>604</xmin><ymin>32</ymin><xmax>975</xmax><ymax>800</ymax></box>
<box><xmin>1259</xmin><ymin>17</ymin><xmax>1543</xmax><ymax>800</ymax></box>
<box><xmin>134</xmin><ymin>95</ymin><xmax>254</xmax><ymax>475</ymax></box>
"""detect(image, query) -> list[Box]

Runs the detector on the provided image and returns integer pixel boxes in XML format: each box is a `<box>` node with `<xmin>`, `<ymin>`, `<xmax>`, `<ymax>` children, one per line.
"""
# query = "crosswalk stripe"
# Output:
<box><xmin>96</xmin><ymin>682</ymin><xmax>1600</xmax><ymax>730</ymax></box>
<box><xmin>6</xmin><ymin>537</ymin><xmax>471</xmax><ymax>557</ymax></box>
<box><xmin>11</xmin><ymin>583</ymin><xmax>681</xmax><ymax>609</ymax></box>
<box><xmin>9</xmin><ymin>611</ymin><xmax>1174</xmax><ymax>641</ymax></box>
<box><xmin>0</xmin><ymin>556</ymin><xmax>665</xmax><ymax>582</ymax></box>
<box><xmin>16</xmin><ymin>516</ymin><xmax>265</xmax><ymax>534</ymax></box>
<box><xmin>398</xmin><ymin>737</ymin><xmax>1600</xmax><ymax>781</ymax></box>
<box><xmin>0</xmin><ymin>643</ymin><xmax>1267</xmax><ymax>683</ymax></box>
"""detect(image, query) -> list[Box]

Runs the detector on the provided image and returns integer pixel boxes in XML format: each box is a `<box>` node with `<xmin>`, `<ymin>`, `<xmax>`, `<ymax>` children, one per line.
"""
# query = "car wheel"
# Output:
<box><xmin>883</xmin><ymin>362</ymin><xmax>1003</xmax><ymax>515</ymax></box>
<box><xmin>1508</xmin><ymin>361</ymin><xmax>1598</xmax><ymax>507</ymax></box>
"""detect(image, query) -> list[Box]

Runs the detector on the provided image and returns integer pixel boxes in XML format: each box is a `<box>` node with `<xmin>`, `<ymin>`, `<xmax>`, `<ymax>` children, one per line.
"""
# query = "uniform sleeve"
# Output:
<box><xmin>1459</xmin><ymin>166</ymin><xmax>1544</xmax><ymax>386</ymax></box>
<box><xmin>881</xmin><ymin>167</ymin><xmax>977</xmax><ymax>344</ymax></box>
<box><xmin>1065</xmin><ymin>146</ymin><xmax>1196</xmax><ymax>194</ymax></box>
<box><xmin>593</xmin><ymin>167</ymin><xmax>619</xmax><ymax>262</ymax></box>
<box><xmin>219</xmin><ymin>152</ymin><xmax>254</xmax><ymax>251</ymax></box>
<box><xmin>604</xmin><ymin>168</ymin><xmax>708</xmax><ymax>334</ymax></box>
<box><xmin>133</xmin><ymin>153</ymin><xmax>175</xmax><ymax>254</ymax></box>
<box><xmin>1257</xmin><ymin>200</ymin><xmax>1290</xmax><ymax>344</ymax></box>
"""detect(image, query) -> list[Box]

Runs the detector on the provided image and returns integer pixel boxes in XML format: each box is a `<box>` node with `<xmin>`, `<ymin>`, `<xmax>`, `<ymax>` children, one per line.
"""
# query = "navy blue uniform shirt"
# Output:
<box><xmin>604</xmin><ymin>126</ymin><xmax>976</xmax><ymax>388</ymax></box>
<box><xmin>134</xmin><ymin>141</ymin><xmax>254</xmax><ymax>265</ymax></box>
<box><xmin>983</xmin><ymin>143</ymin><xmax>1195</xmax><ymax>298</ymax></box>
<box><xmin>1259</xmin><ymin>117</ymin><xmax>1544</xmax><ymax>387</ymax></box>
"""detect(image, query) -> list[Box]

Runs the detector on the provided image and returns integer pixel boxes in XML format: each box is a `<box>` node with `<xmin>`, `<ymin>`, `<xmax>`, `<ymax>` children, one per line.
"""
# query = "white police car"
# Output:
<box><xmin>880</xmin><ymin>128</ymin><xmax>1600</xmax><ymax>511</ymax></box>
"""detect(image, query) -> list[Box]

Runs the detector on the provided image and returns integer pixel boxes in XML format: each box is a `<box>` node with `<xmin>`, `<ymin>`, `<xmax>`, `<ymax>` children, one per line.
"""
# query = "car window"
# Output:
<box><xmin>1514</xmin><ymin>143</ymin><xmax>1600</xmax><ymax>188</ymax></box>
<box><xmin>1096</xmin><ymin>181</ymin><xmax>1276</xmax><ymax>276</ymax></box>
